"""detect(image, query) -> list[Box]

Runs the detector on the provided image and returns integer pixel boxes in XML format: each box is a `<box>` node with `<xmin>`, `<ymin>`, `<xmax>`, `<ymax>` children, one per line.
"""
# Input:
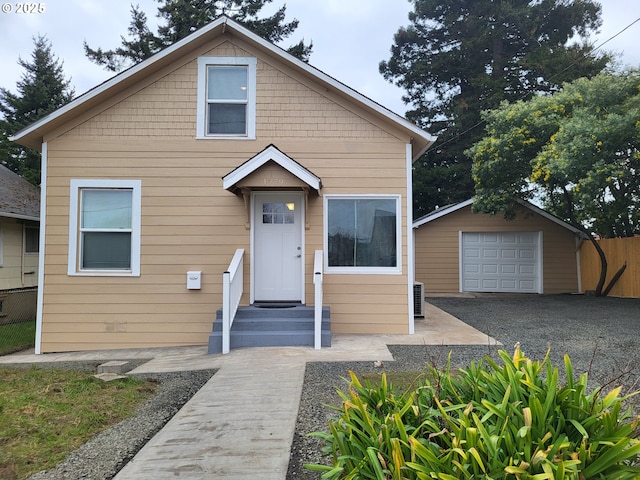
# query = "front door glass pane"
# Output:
<box><xmin>262</xmin><ymin>202</ymin><xmax>295</xmax><ymax>224</ymax></box>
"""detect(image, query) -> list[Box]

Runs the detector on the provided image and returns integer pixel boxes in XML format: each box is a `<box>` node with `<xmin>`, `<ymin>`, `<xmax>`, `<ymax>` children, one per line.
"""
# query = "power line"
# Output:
<box><xmin>427</xmin><ymin>16</ymin><xmax>640</xmax><ymax>153</ymax></box>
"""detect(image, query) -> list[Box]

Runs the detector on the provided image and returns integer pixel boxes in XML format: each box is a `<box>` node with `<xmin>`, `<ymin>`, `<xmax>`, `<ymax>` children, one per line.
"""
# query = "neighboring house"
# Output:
<box><xmin>0</xmin><ymin>164</ymin><xmax>40</xmax><ymax>323</ymax></box>
<box><xmin>413</xmin><ymin>199</ymin><xmax>586</xmax><ymax>295</ymax></box>
<box><xmin>11</xmin><ymin>17</ymin><xmax>436</xmax><ymax>354</ymax></box>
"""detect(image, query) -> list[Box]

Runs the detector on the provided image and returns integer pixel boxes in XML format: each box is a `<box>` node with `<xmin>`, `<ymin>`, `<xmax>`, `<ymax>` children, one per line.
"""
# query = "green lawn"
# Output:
<box><xmin>0</xmin><ymin>320</ymin><xmax>36</xmax><ymax>356</ymax></box>
<box><xmin>0</xmin><ymin>366</ymin><xmax>157</xmax><ymax>480</ymax></box>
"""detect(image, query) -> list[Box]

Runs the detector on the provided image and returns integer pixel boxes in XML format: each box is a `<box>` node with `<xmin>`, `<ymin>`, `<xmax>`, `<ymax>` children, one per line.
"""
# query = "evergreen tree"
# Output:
<box><xmin>85</xmin><ymin>0</ymin><xmax>312</xmax><ymax>71</ymax></box>
<box><xmin>380</xmin><ymin>0</ymin><xmax>612</xmax><ymax>218</ymax></box>
<box><xmin>0</xmin><ymin>36</ymin><xmax>74</xmax><ymax>185</ymax></box>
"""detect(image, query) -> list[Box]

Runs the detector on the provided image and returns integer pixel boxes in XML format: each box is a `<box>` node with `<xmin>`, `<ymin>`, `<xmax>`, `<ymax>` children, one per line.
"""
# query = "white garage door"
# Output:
<box><xmin>461</xmin><ymin>232</ymin><xmax>541</xmax><ymax>293</ymax></box>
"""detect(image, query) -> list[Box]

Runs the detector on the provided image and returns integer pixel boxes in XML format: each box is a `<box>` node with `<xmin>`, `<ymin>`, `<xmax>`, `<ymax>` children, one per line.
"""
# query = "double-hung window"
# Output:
<box><xmin>197</xmin><ymin>56</ymin><xmax>257</xmax><ymax>139</ymax></box>
<box><xmin>325</xmin><ymin>195</ymin><xmax>401</xmax><ymax>274</ymax></box>
<box><xmin>68</xmin><ymin>180</ymin><xmax>141</xmax><ymax>276</ymax></box>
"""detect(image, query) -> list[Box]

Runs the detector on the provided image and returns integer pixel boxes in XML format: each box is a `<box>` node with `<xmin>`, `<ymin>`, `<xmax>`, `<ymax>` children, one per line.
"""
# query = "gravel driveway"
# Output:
<box><xmin>287</xmin><ymin>294</ymin><xmax>640</xmax><ymax>479</ymax></box>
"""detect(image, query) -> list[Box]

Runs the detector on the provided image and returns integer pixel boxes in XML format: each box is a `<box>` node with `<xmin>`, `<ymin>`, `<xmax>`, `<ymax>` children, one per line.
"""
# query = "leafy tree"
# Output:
<box><xmin>0</xmin><ymin>36</ymin><xmax>74</xmax><ymax>185</ymax></box>
<box><xmin>85</xmin><ymin>0</ymin><xmax>312</xmax><ymax>71</ymax></box>
<box><xmin>468</xmin><ymin>71</ymin><xmax>640</xmax><ymax>296</ymax></box>
<box><xmin>380</xmin><ymin>0</ymin><xmax>612</xmax><ymax>218</ymax></box>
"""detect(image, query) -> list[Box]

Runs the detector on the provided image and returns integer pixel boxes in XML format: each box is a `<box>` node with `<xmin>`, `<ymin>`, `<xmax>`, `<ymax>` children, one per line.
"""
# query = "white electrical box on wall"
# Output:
<box><xmin>187</xmin><ymin>271</ymin><xmax>202</xmax><ymax>290</ymax></box>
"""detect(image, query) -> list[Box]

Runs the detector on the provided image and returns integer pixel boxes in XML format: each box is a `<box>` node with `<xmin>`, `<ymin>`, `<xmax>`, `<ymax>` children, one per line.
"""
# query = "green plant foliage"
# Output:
<box><xmin>84</xmin><ymin>0</ymin><xmax>312</xmax><ymax>72</ymax></box>
<box><xmin>469</xmin><ymin>71</ymin><xmax>640</xmax><ymax>239</ymax></box>
<box><xmin>0</xmin><ymin>35</ymin><xmax>74</xmax><ymax>185</ymax></box>
<box><xmin>380</xmin><ymin>0</ymin><xmax>611</xmax><ymax>217</ymax></box>
<box><xmin>307</xmin><ymin>346</ymin><xmax>640</xmax><ymax>479</ymax></box>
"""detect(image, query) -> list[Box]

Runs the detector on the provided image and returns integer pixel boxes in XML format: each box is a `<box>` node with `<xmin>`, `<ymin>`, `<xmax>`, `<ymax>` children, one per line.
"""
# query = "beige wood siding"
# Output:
<box><xmin>415</xmin><ymin>206</ymin><xmax>580</xmax><ymax>294</ymax></box>
<box><xmin>0</xmin><ymin>219</ymin><xmax>38</xmax><ymax>290</ymax></box>
<box><xmin>39</xmin><ymin>37</ymin><xmax>413</xmax><ymax>352</ymax></box>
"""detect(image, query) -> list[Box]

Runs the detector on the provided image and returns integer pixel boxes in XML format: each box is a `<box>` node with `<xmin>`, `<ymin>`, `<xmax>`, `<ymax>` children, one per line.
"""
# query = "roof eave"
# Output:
<box><xmin>11</xmin><ymin>16</ymin><xmax>231</xmax><ymax>149</ymax></box>
<box><xmin>11</xmin><ymin>16</ymin><xmax>435</xmax><ymax>150</ymax></box>
<box><xmin>515</xmin><ymin>199</ymin><xmax>587</xmax><ymax>237</ymax></box>
<box><xmin>413</xmin><ymin>197</ymin><xmax>588</xmax><ymax>237</ymax></box>
<box><xmin>413</xmin><ymin>199</ymin><xmax>473</xmax><ymax>228</ymax></box>
<box><xmin>223</xmin><ymin>144</ymin><xmax>321</xmax><ymax>191</ymax></box>
<box><xmin>0</xmin><ymin>211</ymin><xmax>40</xmax><ymax>222</ymax></box>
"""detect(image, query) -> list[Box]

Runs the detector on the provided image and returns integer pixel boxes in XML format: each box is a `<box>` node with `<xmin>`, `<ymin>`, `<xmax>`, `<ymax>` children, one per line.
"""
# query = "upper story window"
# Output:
<box><xmin>68</xmin><ymin>179</ymin><xmax>141</xmax><ymax>276</ymax></box>
<box><xmin>197</xmin><ymin>56</ymin><xmax>257</xmax><ymax>139</ymax></box>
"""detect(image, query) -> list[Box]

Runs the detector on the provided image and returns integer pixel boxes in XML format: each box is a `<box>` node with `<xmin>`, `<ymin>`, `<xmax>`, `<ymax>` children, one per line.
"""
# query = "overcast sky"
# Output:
<box><xmin>1</xmin><ymin>0</ymin><xmax>639</xmax><ymax>116</ymax></box>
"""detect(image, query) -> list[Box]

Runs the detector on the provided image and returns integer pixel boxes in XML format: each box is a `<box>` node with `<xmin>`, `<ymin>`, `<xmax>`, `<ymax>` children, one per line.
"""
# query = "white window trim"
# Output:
<box><xmin>324</xmin><ymin>194</ymin><xmax>402</xmax><ymax>275</ymax></box>
<box><xmin>196</xmin><ymin>56</ymin><xmax>257</xmax><ymax>140</ymax></box>
<box><xmin>0</xmin><ymin>224</ymin><xmax>3</xmax><ymax>267</ymax></box>
<box><xmin>68</xmin><ymin>179</ymin><xmax>141</xmax><ymax>277</ymax></box>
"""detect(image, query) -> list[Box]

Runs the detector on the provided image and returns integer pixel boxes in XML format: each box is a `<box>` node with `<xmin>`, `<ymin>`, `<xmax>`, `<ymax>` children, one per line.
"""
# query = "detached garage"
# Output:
<box><xmin>414</xmin><ymin>200</ymin><xmax>585</xmax><ymax>294</ymax></box>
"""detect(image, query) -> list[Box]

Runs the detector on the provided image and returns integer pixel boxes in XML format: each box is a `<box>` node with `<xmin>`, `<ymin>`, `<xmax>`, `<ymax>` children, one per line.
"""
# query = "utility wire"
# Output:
<box><xmin>428</xmin><ymin>16</ymin><xmax>640</xmax><ymax>152</ymax></box>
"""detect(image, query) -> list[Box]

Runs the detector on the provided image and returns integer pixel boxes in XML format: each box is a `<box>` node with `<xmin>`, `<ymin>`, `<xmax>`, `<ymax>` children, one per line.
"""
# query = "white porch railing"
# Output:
<box><xmin>313</xmin><ymin>250</ymin><xmax>323</xmax><ymax>350</ymax></box>
<box><xmin>222</xmin><ymin>248</ymin><xmax>244</xmax><ymax>354</ymax></box>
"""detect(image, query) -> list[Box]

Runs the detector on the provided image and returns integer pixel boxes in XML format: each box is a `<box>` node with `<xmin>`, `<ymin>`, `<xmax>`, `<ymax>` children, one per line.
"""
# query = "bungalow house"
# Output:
<box><xmin>413</xmin><ymin>199</ymin><xmax>586</xmax><ymax>295</ymax></box>
<box><xmin>11</xmin><ymin>16</ymin><xmax>436</xmax><ymax>354</ymax></box>
<box><xmin>0</xmin><ymin>164</ymin><xmax>40</xmax><ymax>323</ymax></box>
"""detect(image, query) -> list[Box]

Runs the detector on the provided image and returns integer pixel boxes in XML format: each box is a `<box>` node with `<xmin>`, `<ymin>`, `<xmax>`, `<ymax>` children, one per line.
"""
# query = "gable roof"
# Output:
<box><xmin>412</xmin><ymin>198</ymin><xmax>586</xmax><ymax>236</ymax></box>
<box><xmin>10</xmin><ymin>16</ymin><xmax>436</xmax><ymax>157</ymax></box>
<box><xmin>0</xmin><ymin>165</ymin><xmax>40</xmax><ymax>221</ymax></box>
<box><xmin>223</xmin><ymin>144</ymin><xmax>321</xmax><ymax>192</ymax></box>
<box><xmin>413</xmin><ymin>199</ymin><xmax>474</xmax><ymax>227</ymax></box>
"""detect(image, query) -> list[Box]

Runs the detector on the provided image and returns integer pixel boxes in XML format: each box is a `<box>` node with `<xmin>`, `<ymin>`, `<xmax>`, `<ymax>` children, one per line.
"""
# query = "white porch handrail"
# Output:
<box><xmin>313</xmin><ymin>250</ymin><xmax>323</xmax><ymax>350</ymax></box>
<box><xmin>222</xmin><ymin>248</ymin><xmax>244</xmax><ymax>354</ymax></box>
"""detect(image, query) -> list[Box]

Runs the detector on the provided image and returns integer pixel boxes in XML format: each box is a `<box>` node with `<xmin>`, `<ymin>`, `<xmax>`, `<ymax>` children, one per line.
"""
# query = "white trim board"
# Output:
<box><xmin>223</xmin><ymin>144</ymin><xmax>321</xmax><ymax>191</ymax></box>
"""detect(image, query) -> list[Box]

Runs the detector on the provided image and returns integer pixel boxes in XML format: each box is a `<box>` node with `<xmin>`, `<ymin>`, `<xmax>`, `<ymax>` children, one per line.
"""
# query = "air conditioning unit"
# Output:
<box><xmin>413</xmin><ymin>282</ymin><xmax>425</xmax><ymax>318</ymax></box>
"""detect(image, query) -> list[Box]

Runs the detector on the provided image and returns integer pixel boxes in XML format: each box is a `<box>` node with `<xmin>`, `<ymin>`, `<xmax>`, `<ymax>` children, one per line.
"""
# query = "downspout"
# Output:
<box><xmin>406</xmin><ymin>143</ymin><xmax>415</xmax><ymax>334</ymax></box>
<box><xmin>575</xmin><ymin>236</ymin><xmax>583</xmax><ymax>294</ymax></box>
<box><xmin>34</xmin><ymin>142</ymin><xmax>47</xmax><ymax>354</ymax></box>
<box><xmin>21</xmin><ymin>226</ymin><xmax>25</xmax><ymax>287</ymax></box>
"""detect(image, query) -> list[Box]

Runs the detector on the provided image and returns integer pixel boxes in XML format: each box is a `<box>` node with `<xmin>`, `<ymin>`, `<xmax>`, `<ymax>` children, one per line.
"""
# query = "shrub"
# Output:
<box><xmin>307</xmin><ymin>345</ymin><xmax>640</xmax><ymax>479</ymax></box>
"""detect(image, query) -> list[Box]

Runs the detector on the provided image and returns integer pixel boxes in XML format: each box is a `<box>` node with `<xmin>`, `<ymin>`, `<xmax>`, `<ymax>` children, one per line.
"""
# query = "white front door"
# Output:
<box><xmin>253</xmin><ymin>192</ymin><xmax>304</xmax><ymax>302</ymax></box>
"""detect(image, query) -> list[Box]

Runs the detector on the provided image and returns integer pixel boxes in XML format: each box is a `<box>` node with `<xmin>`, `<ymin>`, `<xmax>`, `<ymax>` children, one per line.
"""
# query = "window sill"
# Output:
<box><xmin>69</xmin><ymin>271</ymin><xmax>140</xmax><ymax>277</ymax></box>
<box><xmin>325</xmin><ymin>267</ymin><xmax>402</xmax><ymax>275</ymax></box>
<box><xmin>195</xmin><ymin>135</ymin><xmax>255</xmax><ymax>141</ymax></box>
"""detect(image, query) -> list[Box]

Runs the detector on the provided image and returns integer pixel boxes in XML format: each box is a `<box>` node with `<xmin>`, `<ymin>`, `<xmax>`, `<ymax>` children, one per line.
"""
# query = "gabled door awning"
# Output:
<box><xmin>223</xmin><ymin>144</ymin><xmax>322</xmax><ymax>194</ymax></box>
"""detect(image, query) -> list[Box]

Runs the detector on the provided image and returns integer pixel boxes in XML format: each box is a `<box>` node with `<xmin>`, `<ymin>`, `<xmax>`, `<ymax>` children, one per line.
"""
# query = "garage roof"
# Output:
<box><xmin>413</xmin><ymin>198</ymin><xmax>586</xmax><ymax>237</ymax></box>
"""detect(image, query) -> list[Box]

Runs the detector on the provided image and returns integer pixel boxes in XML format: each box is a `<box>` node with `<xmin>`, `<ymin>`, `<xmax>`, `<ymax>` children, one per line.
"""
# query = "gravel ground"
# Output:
<box><xmin>286</xmin><ymin>294</ymin><xmax>640</xmax><ymax>479</ymax></box>
<box><xmin>0</xmin><ymin>360</ymin><xmax>216</xmax><ymax>480</ymax></box>
<box><xmin>5</xmin><ymin>295</ymin><xmax>639</xmax><ymax>479</ymax></box>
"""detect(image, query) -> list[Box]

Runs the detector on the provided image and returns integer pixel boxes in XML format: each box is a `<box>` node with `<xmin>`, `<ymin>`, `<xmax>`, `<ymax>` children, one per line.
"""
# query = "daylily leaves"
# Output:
<box><xmin>308</xmin><ymin>347</ymin><xmax>640</xmax><ymax>479</ymax></box>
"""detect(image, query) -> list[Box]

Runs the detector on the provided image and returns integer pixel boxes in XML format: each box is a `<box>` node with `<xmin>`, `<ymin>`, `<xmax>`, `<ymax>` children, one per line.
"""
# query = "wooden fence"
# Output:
<box><xmin>580</xmin><ymin>236</ymin><xmax>640</xmax><ymax>298</ymax></box>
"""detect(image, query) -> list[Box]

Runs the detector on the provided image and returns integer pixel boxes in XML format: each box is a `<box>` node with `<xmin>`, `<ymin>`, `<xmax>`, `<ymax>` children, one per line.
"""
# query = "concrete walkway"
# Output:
<box><xmin>117</xmin><ymin>348</ymin><xmax>307</xmax><ymax>479</ymax></box>
<box><xmin>1</xmin><ymin>304</ymin><xmax>499</xmax><ymax>479</ymax></box>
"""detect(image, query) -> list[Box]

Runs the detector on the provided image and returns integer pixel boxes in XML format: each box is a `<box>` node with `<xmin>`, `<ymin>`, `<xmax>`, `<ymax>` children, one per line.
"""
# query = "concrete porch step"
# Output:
<box><xmin>207</xmin><ymin>305</ymin><xmax>331</xmax><ymax>354</ymax></box>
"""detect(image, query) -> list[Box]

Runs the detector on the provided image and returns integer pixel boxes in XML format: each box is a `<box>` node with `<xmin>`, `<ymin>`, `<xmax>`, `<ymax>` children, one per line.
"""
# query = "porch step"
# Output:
<box><xmin>207</xmin><ymin>305</ymin><xmax>331</xmax><ymax>354</ymax></box>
